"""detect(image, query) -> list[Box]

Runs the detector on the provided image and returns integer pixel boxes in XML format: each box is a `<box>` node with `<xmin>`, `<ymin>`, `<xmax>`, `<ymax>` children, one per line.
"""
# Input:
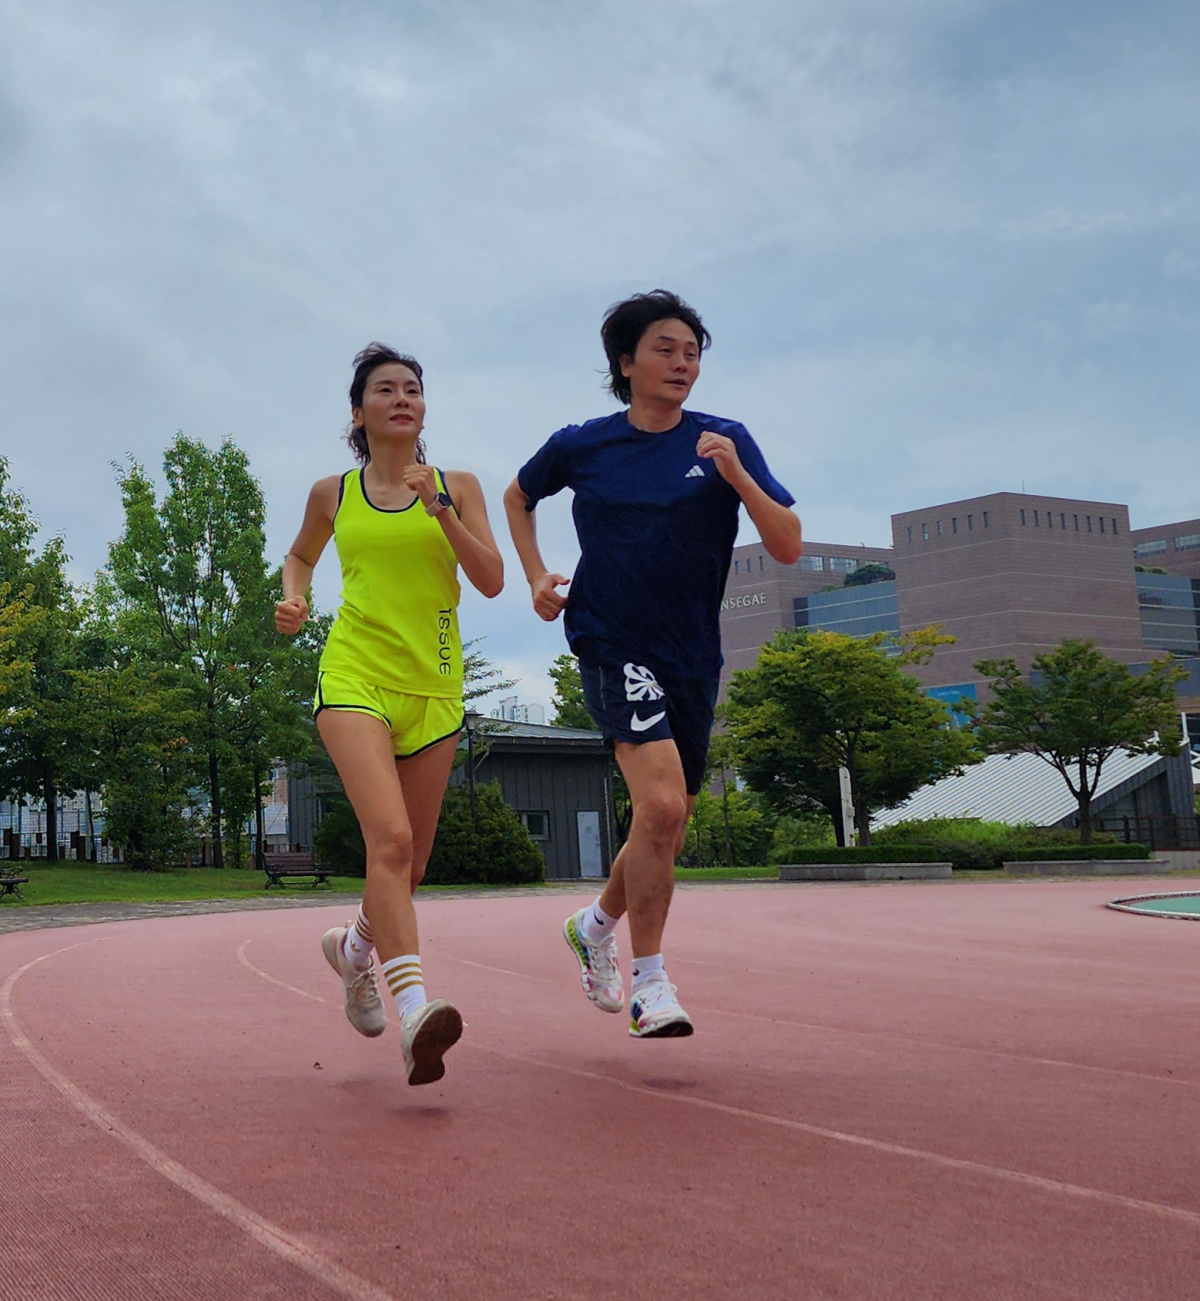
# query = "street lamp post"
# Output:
<box><xmin>463</xmin><ymin>710</ymin><xmax>481</xmax><ymax>823</ymax></box>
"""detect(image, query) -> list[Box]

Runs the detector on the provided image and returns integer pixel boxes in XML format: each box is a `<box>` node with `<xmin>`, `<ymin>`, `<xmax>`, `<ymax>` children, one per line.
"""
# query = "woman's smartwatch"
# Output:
<box><xmin>425</xmin><ymin>490</ymin><xmax>454</xmax><ymax>517</ymax></box>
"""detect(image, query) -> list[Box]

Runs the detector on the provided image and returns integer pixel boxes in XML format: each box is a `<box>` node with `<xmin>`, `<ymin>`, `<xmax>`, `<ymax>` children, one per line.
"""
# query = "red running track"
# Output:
<box><xmin>1</xmin><ymin>879</ymin><xmax>1198</xmax><ymax>1301</ymax></box>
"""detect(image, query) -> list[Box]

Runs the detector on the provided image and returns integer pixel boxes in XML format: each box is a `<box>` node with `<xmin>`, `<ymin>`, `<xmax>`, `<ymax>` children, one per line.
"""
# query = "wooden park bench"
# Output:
<box><xmin>0</xmin><ymin>874</ymin><xmax>30</xmax><ymax>900</ymax></box>
<box><xmin>262</xmin><ymin>851</ymin><xmax>333</xmax><ymax>890</ymax></box>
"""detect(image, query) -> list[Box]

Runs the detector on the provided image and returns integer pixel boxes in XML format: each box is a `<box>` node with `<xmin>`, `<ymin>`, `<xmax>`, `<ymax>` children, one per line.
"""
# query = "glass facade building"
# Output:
<box><xmin>1137</xmin><ymin>572</ymin><xmax>1200</xmax><ymax>655</ymax></box>
<box><xmin>793</xmin><ymin>580</ymin><xmax>900</xmax><ymax>639</ymax></box>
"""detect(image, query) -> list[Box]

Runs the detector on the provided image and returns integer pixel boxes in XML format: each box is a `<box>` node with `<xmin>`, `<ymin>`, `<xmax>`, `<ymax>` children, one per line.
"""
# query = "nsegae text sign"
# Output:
<box><xmin>721</xmin><ymin>592</ymin><xmax>768</xmax><ymax>611</ymax></box>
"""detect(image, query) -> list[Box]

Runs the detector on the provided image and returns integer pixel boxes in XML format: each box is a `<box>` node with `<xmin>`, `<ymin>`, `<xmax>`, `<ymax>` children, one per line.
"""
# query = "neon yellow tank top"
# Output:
<box><xmin>319</xmin><ymin>468</ymin><xmax>463</xmax><ymax>699</ymax></box>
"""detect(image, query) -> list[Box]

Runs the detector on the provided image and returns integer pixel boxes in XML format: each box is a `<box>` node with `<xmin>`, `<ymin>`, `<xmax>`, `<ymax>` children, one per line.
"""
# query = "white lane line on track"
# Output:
<box><xmin>237</xmin><ymin>934</ymin><xmax>327</xmax><ymax>1002</ymax></box>
<box><xmin>443</xmin><ymin>947</ymin><xmax>1200</xmax><ymax>1091</ymax></box>
<box><xmin>240</xmin><ymin>944</ymin><xmax>1200</xmax><ymax>1233</ymax></box>
<box><xmin>441</xmin><ymin>952</ymin><xmax>557</xmax><ymax>984</ymax></box>
<box><xmin>697</xmin><ymin>1002</ymin><xmax>1200</xmax><ymax>1090</ymax></box>
<box><xmin>2</xmin><ymin>946</ymin><xmax>399</xmax><ymax>1301</ymax></box>
<box><xmin>662</xmin><ymin>955</ymin><xmax>1200</xmax><ymax>1091</ymax></box>
<box><xmin>471</xmin><ymin>1044</ymin><xmax>1200</xmax><ymax>1231</ymax></box>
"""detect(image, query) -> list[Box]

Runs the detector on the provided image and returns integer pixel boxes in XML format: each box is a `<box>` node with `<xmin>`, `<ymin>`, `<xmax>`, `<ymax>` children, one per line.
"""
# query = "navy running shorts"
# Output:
<box><xmin>579</xmin><ymin>658</ymin><xmax>719</xmax><ymax>796</ymax></box>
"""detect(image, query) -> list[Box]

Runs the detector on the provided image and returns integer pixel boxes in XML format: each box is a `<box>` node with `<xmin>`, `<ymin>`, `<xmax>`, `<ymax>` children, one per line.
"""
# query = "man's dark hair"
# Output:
<box><xmin>346</xmin><ymin>342</ymin><xmax>425</xmax><ymax>465</ymax></box>
<box><xmin>600</xmin><ymin>289</ymin><xmax>711</xmax><ymax>405</ymax></box>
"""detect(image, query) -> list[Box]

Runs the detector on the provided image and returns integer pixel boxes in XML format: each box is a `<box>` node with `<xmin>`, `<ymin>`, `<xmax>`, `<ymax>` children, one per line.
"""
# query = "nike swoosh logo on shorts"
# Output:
<box><xmin>630</xmin><ymin>710</ymin><xmax>666</xmax><ymax>732</ymax></box>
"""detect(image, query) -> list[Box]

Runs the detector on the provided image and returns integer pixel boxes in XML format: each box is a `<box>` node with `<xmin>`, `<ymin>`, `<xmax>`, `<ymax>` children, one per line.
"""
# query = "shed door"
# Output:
<box><xmin>577</xmin><ymin>811</ymin><xmax>603</xmax><ymax>878</ymax></box>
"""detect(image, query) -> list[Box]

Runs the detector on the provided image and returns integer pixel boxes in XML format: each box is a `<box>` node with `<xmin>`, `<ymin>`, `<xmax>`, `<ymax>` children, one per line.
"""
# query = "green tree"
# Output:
<box><xmin>843</xmin><ymin>562</ymin><xmax>896</xmax><ymax>588</ymax></box>
<box><xmin>107</xmin><ymin>437</ymin><xmax>313</xmax><ymax>868</ymax></box>
<box><xmin>0</xmin><ymin>459</ymin><xmax>91</xmax><ymax>860</ymax></box>
<box><xmin>222</xmin><ymin>564</ymin><xmax>326</xmax><ymax>867</ymax></box>
<box><xmin>464</xmin><ymin>637</ymin><xmax>517</xmax><ymax>704</ymax></box>
<box><xmin>425</xmin><ymin>782</ymin><xmax>545</xmax><ymax>884</ymax></box>
<box><xmin>72</xmin><ymin>660</ymin><xmax>199</xmax><ymax>870</ymax></box>
<box><xmin>547</xmin><ymin>653</ymin><xmax>596</xmax><ymax>729</ymax></box>
<box><xmin>683</xmin><ymin>787</ymin><xmax>773</xmax><ymax>867</ymax></box>
<box><xmin>974</xmin><ymin>640</ymin><xmax>1187</xmax><ymax>844</ymax></box>
<box><xmin>0</xmin><ymin>582</ymin><xmax>40</xmax><ymax>704</ymax></box>
<box><xmin>725</xmin><ymin>627</ymin><xmax>982</xmax><ymax>845</ymax></box>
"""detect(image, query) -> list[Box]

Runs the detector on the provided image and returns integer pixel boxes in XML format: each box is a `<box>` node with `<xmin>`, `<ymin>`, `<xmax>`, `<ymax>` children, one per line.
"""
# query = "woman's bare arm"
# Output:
<box><xmin>275</xmin><ymin>475</ymin><xmax>340</xmax><ymax>634</ymax></box>
<box><xmin>439</xmin><ymin>470</ymin><xmax>504</xmax><ymax>598</ymax></box>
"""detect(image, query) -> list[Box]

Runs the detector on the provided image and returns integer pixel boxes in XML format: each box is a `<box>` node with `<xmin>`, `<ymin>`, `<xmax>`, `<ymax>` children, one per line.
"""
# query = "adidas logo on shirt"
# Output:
<box><xmin>684</xmin><ymin>464</ymin><xmax>705</xmax><ymax>479</ymax></box>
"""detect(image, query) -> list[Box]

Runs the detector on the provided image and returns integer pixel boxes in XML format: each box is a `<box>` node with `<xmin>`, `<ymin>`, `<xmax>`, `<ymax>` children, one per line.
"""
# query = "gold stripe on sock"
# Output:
<box><xmin>386</xmin><ymin>976</ymin><xmax>424</xmax><ymax>994</ymax></box>
<box><xmin>354</xmin><ymin>917</ymin><xmax>372</xmax><ymax>942</ymax></box>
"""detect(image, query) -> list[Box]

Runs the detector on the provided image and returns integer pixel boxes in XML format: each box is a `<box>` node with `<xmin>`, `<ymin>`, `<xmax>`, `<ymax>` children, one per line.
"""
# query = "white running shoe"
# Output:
<box><xmin>400</xmin><ymin>999</ymin><xmax>463</xmax><ymax>1086</ymax></box>
<box><xmin>321</xmin><ymin>925</ymin><xmax>386</xmax><ymax>1038</ymax></box>
<box><xmin>563</xmin><ymin>909</ymin><xmax>624</xmax><ymax>1013</ymax></box>
<box><xmin>628</xmin><ymin>977</ymin><xmax>694</xmax><ymax>1039</ymax></box>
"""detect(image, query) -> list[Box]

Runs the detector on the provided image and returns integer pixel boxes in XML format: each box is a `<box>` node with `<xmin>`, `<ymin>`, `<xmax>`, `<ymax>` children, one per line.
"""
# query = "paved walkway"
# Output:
<box><xmin>0</xmin><ymin>885</ymin><xmax>586</xmax><ymax>935</ymax></box>
<box><xmin>0</xmin><ymin>879</ymin><xmax>786</xmax><ymax>936</ymax></box>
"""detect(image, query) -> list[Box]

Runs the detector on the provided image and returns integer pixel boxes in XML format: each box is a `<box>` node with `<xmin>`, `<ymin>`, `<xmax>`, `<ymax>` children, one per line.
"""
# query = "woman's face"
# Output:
<box><xmin>353</xmin><ymin>363</ymin><xmax>426</xmax><ymax>443</ymax></box>
<box><xmin>620</xmin><ymin>318</ymin><xmax>701</xmax><ymax>406</ymax></box>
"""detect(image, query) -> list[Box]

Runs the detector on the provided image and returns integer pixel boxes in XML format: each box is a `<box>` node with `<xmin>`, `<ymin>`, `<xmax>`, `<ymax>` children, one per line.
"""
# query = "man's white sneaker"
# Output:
<box><xmin>321</xmin><ymin>925</ymin><xmax>386</xmax><ymax>1038</ymax></box>
<box><xmin>400</xmin><ymin>999</ymin><xmax>463</xmax><ymax>1086</ymax></box>
<box><xmin>563</xmin><ymin>909</ymin><xmax>624</xmax><ymax>1013</ymax></box>
<box><xmin>628</xmin><ymin>977</ymin><xmax>693</xmax><ymax>1038</ymax></box>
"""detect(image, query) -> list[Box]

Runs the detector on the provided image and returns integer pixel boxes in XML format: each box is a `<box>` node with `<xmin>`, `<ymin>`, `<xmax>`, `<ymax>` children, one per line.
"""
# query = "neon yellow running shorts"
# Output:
<box><xmin>314</xmin><ymin>671</ymin><xmax>464</xmax><ymax>758</ymax></box>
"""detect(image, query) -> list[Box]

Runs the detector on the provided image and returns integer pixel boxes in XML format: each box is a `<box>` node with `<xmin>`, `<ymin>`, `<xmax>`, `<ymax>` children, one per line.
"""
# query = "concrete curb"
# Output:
<box><xmin>1002</xmin><ymin>859</ymin><xmax>1167</xmax><ymax>877</ymax></box>
<box><xmin>779</xmin><ymin>863</ymin><xmax>953</xmax><ymax>882</ymax></box>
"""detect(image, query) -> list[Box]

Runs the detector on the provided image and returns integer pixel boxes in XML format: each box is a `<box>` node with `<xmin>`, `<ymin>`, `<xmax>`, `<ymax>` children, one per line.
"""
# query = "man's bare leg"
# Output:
<box><xmin>597</xmin><ymin>740</ymin><xmax>686</xmax><ymax>954</ymax></box>
<box><xmin>563</xmin><ymin>739</ymin><xmax>694</xmax><ymax>1036</ymax></box>
<box><xmin>599</xmin><ymin>787</ymin><xmax>696</xmax><ymax>941</ymax></box>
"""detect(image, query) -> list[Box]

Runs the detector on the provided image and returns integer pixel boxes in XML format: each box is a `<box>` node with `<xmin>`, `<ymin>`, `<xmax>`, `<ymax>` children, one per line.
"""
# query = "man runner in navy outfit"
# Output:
<box><xmin>504</xmin><ymin>289</ymin><xmax>801</xmax><ymax>1037</ymax></box>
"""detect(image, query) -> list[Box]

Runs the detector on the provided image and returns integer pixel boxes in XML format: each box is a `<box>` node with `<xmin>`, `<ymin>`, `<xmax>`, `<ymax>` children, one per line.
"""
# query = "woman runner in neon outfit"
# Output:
<box><xmin>276</xmin><ymin>343</ymin><xmax>504</xmax><ymax>1086</ymax></box>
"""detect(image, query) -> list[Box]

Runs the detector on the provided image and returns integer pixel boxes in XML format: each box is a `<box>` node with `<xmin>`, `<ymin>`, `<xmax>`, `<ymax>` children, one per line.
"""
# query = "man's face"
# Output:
<box><xmin>620</xmin><ymin>318</ymin><xmax>701</xmax><ymax>407</ymax></box>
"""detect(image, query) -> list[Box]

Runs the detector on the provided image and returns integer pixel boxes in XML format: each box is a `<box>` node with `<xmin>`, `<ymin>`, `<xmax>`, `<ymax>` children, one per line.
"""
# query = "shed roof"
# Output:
<box><xmin>465</xmin><ymin>720</ymin><xmax>604</xmax><ymax>742</ymax></box>
<box><xmin>463</xmin><ymin>723</ymin><xmax>603</xmax><ymax>744</ymax></box>
<box><xmin>871</xmin><ymin>749</ymin><xmax>1163</xmax><ymax>829</ymax></box>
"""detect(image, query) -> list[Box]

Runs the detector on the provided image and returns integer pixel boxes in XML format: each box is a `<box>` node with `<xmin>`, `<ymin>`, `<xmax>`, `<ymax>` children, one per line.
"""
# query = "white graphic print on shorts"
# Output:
<box><xmin>624</xmin><ymin>663</ymin><xmax>665</xmax><ymax>703</ymax></box>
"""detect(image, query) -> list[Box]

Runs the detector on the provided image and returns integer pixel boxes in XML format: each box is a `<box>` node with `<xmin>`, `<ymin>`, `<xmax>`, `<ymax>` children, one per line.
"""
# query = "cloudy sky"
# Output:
<box><xmin>3</xmin><ymin>0</ymin><xmax>1198</xmax><ymax>711</ymax></box>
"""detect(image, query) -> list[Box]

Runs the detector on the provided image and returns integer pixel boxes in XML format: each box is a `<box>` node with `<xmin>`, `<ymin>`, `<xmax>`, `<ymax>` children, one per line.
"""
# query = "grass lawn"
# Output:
<box><xmin>0</xmin><ymin>863</ymin><xmax>367</xmax><ymax>907</ymax></box>
<box><xmin>0</xmin><ymin>862</ymin><xmax>775</xmax><ymax>906</ymax></box>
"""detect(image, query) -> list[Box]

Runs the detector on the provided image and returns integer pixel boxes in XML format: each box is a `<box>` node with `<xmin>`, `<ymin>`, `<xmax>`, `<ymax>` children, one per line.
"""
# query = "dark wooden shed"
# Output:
<box><xmin>450</xmin><ymin>719</ymin><xmax>617</xmax><ymax>881</ymax></box>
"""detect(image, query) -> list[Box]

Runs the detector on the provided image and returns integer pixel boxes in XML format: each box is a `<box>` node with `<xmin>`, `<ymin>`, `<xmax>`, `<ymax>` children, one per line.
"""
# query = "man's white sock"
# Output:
<box><xmin>630</xmin><ymin>954</ymin><xmax>665</xmax><ymax>988</ymax></box>
<box><xmin>381</xmin><ymin>954</ymin><xmax>426</xmax><ymax>1020</ymax></box>
<box><xmin>579</xmin><ymin>897</ymin><xmax>619</xmax><ymax>945</ymax></box>
<box><xmin>342</xmin><ymin>906</ymin><xmax>374</xmax><ymax>970</ymax></box>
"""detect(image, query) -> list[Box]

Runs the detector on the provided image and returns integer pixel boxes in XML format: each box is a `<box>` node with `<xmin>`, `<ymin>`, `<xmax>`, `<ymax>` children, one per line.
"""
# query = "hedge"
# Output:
<box><xmin>1003</xmin><ymin>844</ymin><xmax>1150</xmax><ymax>862</ymax></box>
<box><xmin>780</xmin><ymin>847</ymin><xmax>953</xmax><ymax>864</ymax></box>
<box><xmin>779</xmin><ymin>841</ymin><xmax>1151</xmax><ymax>870</ymax></box>
<box><xmin>313</xmin><ymin>782</ymin><xmax>546</xmax><ymax>885</ymax></box>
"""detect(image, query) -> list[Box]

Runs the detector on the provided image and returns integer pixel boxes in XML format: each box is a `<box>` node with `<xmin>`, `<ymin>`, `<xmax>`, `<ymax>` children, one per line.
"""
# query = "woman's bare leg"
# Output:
<box><xmin>395</xmin><ymin>733</ymin><xmax>460</xmax><ymax>891</ymax></box>
<box><xmin>317</xmin><ymin>709</ymin><xmax>417</xmax><ymax>965</ymax></box>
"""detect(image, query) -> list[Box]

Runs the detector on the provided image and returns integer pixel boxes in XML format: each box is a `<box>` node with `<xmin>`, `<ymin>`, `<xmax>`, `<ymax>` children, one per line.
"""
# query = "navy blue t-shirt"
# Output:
<box><xmin>518</xmin><ymin>410</ymin><xmax>794</xmax><ymax>679</ymax></box>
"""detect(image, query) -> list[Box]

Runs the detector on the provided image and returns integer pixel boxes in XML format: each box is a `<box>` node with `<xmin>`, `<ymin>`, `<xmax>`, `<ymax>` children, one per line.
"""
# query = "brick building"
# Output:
<box><xmin>890</xmin><ymin>493</ymin><xmax>1146</xmax><ymax>695</ymax></box>
<box><xmin>719</xmin><ymin>493</ymin><xmax>1200</xmax><ymax>724</ymax></box>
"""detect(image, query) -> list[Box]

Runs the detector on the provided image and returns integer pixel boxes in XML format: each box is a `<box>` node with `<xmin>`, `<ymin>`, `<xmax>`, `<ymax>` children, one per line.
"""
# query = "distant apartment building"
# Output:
<box><xmin>489</xmin><ymin>696</ymin><xmax>546</xmax><ymax>725</ymax></box>
<box><xmin>719</xmin><ymin>493</ymin><xmax>1200</xmax><ymax>724</ymax></box>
